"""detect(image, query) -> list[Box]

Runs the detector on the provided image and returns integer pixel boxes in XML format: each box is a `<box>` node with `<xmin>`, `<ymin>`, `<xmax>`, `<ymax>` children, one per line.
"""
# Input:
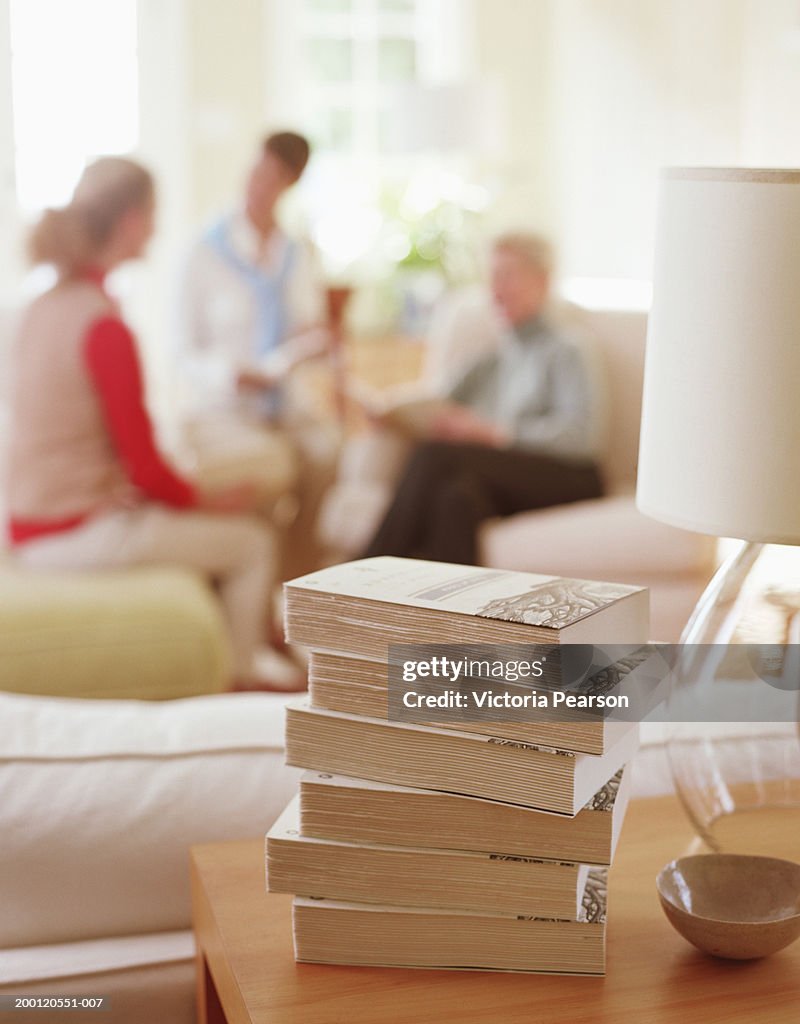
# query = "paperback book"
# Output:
<box><xmin>285</xmin><ymin>557</ymin><xmax>649</xmax><ymax>659</ymax></box>
<box><xmin>308</xmin><ymin>649</ymin><xmax>659</xmax><ymax>755</ymax></box>
<box><xmin>268</xmin><ymin>797</ymin><xmax>595</xmax><ymax>919</ymax></box>
<box><xmin>298</xmin><ymin>767</ymin><xmax>630</xmax><ymax>866</ymax></box>
<box><xmin>292</xmin><ymin>869</ymin><xmax>608</xmax><ymax>975</ymax></box>
<box><xmin>285</xmin><ymin>701</ymin><xmax>639</xmax><ymax>816</ymax></box>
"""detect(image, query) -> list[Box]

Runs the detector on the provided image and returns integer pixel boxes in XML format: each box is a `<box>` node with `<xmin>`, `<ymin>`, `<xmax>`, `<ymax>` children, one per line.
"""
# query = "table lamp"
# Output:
<box><xmin>637</xmin><ymin>168</ymin><xmax>800</xmax><ymax>859</ymax></box>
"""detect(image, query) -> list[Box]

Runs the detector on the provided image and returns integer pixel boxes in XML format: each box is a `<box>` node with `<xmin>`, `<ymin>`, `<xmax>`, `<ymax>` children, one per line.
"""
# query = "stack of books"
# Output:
<box><xmin>267</xmin><ymin>556</ymin><xmax>649</xmax><ymax>975</ymax></box>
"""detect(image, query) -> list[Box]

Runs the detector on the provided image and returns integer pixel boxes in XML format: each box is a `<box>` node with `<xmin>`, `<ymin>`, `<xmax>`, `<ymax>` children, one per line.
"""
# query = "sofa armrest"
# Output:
<box><xmin>0</xmin><ymin>692</ymin><xmax>299</xmax><ymax>949</ymax></box>
<box><xmin>481</xmin><ymin>493</ymin><xmax>715</xmax><ymax>581</ymax></box>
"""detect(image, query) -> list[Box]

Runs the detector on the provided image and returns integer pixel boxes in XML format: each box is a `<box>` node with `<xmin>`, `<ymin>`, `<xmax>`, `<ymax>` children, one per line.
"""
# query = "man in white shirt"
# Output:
<box><xmin>178</xmin><ymin>132</ymin><xmax>339</xmax><ymax>580</ymax></box>
<box><xmin>180</xmin><ymin>132</ymin><xmax>326</xmax><ymax>413</ymax></box>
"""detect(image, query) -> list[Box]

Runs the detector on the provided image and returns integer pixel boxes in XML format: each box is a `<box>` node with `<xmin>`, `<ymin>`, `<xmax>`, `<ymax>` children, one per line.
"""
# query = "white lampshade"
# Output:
<box><xmin>637</xmin><ymin>168</ymin><xmax>800</xmax><ymax>543</ymax></box>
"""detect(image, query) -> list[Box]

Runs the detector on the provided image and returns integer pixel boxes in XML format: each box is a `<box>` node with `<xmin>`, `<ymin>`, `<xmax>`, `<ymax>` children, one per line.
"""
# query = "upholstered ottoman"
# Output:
<box><xmin>0</xmin><ymin>564</ymin><xmax>230</xmax><ymax>699</ymax></box>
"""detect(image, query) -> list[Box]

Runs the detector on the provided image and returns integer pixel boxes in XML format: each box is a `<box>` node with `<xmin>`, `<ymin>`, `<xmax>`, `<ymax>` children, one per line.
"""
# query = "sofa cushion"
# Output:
<box><xmin>481</xmin><ymin>492</ymin><xmax>715</xmax><ymax>580</ymax></box>
<box><xmin>0</xmin><ymin>565</ymin><xmax>230</xmax><ymax>699</ymax></box>
<box><xmin>0</xmin><ymin>930</ymin><xmax>193</xmax><ymax>986</ymax></box>
<box><xmin>555</xmin><ymin>307</ymin><xmax>648</xmax><ymax>488</ymax></box>
<box><xmin>0</xmin><ymin>691</ymin><xmax>300</xmax><ymax>948</ymax></box>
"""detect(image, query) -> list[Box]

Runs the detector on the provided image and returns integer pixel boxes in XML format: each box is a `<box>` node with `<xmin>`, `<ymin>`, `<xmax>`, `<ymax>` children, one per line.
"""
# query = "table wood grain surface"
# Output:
<box><xmin>191</xmin><ymin>794</ymin><xmax>800</xmax><ymax>1024</ymax></box>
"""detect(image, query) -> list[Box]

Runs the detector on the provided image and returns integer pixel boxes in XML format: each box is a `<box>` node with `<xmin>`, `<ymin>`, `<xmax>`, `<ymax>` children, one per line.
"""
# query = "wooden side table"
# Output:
<box><xmin>191</xmin><ymin>795</ymin><xmax>800</xmax><ymax>1024</ymax></box>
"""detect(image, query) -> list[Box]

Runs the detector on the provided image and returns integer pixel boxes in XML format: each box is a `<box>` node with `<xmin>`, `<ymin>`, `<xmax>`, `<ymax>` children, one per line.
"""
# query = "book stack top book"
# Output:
<box><xmin>284</xmin><ymin>556</ymin><xmax>649</xmax><ymax>656</ymax></box>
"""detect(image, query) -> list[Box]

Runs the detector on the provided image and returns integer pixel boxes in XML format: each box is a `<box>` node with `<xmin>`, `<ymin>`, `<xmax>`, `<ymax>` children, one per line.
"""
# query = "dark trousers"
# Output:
<box><xmin>364</xmin><ymin>441</ymin><xmax>603</xmax><ymax>565</ymax></box>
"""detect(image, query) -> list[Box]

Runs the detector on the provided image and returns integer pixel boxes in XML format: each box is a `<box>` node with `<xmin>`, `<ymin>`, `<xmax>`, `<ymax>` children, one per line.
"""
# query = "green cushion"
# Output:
<box><xmin>0</xmin><ymin>565</ymin><xmax>230</xmax><ymax>700</ymax></box>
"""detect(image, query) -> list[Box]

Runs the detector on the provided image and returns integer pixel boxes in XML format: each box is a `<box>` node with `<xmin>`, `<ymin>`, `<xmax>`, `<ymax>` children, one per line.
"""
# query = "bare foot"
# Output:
<box><xmin>231</xmin><ymin>675</ymin><xmax>307</xmax><ymax>694</ymax></box>
<box><xmin>230</xmin><ymin>647</ymin><xmax>308</xmax><ymax>693</ymax></box>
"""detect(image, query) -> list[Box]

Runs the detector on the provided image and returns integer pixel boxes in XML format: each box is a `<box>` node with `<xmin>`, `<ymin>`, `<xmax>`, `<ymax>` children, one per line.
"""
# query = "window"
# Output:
<box><xmin>9</xmin><ymin>0</ymin><xmax>139</xmax><ymax>215</ymax></box>
<box><xmin>301</xmin><ymin>0</ymin><xmax>421</xmax><ymax>157</ymax></box>
<box><xmin>271</xmin><ymin>0</ymin><xmax>465</xmax><ymax>152</ymax></box>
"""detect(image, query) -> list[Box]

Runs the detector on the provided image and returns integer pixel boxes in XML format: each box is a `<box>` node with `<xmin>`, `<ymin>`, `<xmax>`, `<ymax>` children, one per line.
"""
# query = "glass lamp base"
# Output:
<box><xmin>668</xmin><ymin>540</ymin><xmax>800</xmax><ymax>861</ymax></box>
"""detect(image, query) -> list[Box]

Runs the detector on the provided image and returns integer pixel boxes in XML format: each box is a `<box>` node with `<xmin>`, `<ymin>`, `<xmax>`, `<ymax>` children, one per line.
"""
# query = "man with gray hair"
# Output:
<box><xmin>364</xmin><ymin>232</ymin><xmax>602</xmax><ymax>564</ymax></box>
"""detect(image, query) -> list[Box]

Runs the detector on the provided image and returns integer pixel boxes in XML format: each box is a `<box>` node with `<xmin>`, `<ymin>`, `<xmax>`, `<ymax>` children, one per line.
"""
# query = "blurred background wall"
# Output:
<box><xmin>2</xmin><ymin>0</ymin><xmax>800</xmax><ymax>398</ymax></box>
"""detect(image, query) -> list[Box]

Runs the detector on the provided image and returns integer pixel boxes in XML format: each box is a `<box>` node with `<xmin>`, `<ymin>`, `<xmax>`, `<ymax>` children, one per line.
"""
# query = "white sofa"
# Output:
<box><xmin>0</xmin><ymin>687</ymin><xmax>675</xmax><ymax>1024</ymax></box>
<box><xmin>318</xmin><ymin>297</ymin><xmax>715</xmax><ymax>642</ymax></box>
<box><xmin>0</xmin><ymin>687</ymin><xmax>676</xmax><ymax>1023</ymax></box>
<box><xmin>0</xmin><ymin>691</ymin><xmax>300</xmax><ymax>1024</ymax></box>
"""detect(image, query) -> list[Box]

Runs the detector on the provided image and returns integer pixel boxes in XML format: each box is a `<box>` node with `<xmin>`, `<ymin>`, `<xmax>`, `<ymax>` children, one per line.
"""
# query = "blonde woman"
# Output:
<box><xmin>6</xmin><ymin>157</ymin><xmax>302</xmax><ymax>691</ymax></box>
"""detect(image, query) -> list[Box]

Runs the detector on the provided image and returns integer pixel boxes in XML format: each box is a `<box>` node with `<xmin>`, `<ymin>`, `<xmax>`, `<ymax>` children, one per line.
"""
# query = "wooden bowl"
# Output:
<box><xmin>657</xmin><ymin>854</ymin><xmax>800</xmax><ymax>959</ymax></box>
